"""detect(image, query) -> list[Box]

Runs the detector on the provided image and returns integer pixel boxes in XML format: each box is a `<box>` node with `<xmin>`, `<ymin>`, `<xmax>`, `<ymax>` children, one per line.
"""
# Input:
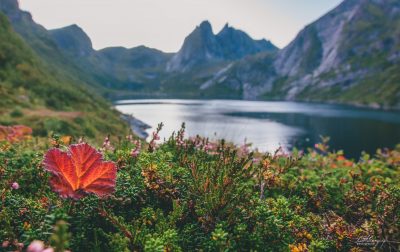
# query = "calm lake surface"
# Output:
<box><xmin>115</xmin><ymin>99</ymin><xmax>400</xmax><ymax>158</ymax></box>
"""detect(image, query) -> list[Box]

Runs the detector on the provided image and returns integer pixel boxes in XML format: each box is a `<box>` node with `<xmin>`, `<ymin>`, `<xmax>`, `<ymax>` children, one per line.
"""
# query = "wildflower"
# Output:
<box><xmin>152</xmin><ymin>132</ymin><xmax>160</xmax><ymax>141</ymax></box>
<box><xmin>27</xmin><ymin>240</ymin><xmax>44</xmax><ymax>252</ymax></box>
<box><xmin>126</xmin><ymin>134</ymin><xmax>134</xmax><ymax>143</ymax></box>
<box><xmin>175</xmin><ymin>123</ymin><xmax>186</xmax><ymax>147</ymax></box>
<box><xmin>2</xmin><ymin>241</ymin><xmax>10</xmax><ymax>248</ymax></box>
<box><xmin>131</xmin><ymin>140</ymin><xmax>141</xmax><ymax>158</ymax></box>
<box><xmin>239</xmin><ymin>139</ymin><xmax>250</xmax><ymax>156</ymax></box>
<box><xmin>101</xmin><ymin>135</ymin><xmax>114</xmax><ymax>152</ymax></box>
<box><xmin>16</xmin><ymin>242</ymin><xmax>24</xmax><ymax>250</ymax></box>
<box><xmin>148</xmin><ymin>123</ymin><xmax>163</xmax><ymax>152</ymax></box>
<box><xmin>11</xmin><ymin>182</ymin><xmax>19</xmax><ymax>190</ymax></box>
<box><xmin>289</xmin><ymin>243</ymin><xmax>307</xmax><ymax>252</ymax></box>
<box><xmin>131</xmin><ymin>149</ymin><xmax>140</xmax><ymax>157</ymax></box>
<box><xmin>177</xmin><ymin>138</ymin><xmax>185</xmax><ymax>147</ymax></box>
<box><xmin>60</xmin><ymin>136</ymin><xmax>72</xmax><ymax>145</ymax></box>
<box><xmin>204</xmin><ymin>142</ymin><xmax>215</xmax><ymax>152</ymax></box>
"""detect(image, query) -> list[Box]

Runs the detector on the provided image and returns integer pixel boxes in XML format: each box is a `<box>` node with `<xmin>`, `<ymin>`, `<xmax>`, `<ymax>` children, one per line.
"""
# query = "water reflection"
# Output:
<box><xmin>115</xmin><ymin>99</ymin><xmax>400</xmax><ymax>158</ymax></box>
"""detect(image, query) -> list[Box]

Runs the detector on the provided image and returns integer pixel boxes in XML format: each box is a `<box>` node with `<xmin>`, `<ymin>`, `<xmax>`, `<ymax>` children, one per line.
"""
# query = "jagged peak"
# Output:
<box><xmin>222</xmin><ymin>23</ymin><xmax>230</xmax><ymax>29</ymax></box>
<box><xmin>64</xmin><ymin>24</ymin><xmax>81</xmax><ymax>30</ymax></box>
<box><xmin>197</xmin><ymin>20</ymin><xmax>213</xmax><ymax>33</ymax></box>
<box><xmin>52</xmin><ymin>24</ymin><xmax>87</xmax><ymax>34</ymax></box>
<box><xmin>49</xmin><ymin>24</ymin><xmax>94</xmax><ymax>56</ymax></box>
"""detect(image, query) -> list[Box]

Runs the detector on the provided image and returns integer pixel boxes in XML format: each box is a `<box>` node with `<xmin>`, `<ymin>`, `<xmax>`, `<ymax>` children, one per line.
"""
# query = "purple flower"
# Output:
<box><xmin>131</xmin><ymin>149</ymin><xmax>140</xmax><ymax>158</ymax></box>
<box><xmin>11</xmin><ymin>182</ymin><xmax>19</xmax><ymax>190</ymax></box>
<box><xmin>27</xmin><ymin>240</ymin><xmax>44</xmax><ymax>252</ymax></box>
<box><xmin>2</xmin><ymin>241</ymin><xmax>10</xmax><ymax>248</ymax></box>
<box><xmin>152</xmin><ymin>132</ymin><xmax>160</xmax><ymax>141</ymax></box>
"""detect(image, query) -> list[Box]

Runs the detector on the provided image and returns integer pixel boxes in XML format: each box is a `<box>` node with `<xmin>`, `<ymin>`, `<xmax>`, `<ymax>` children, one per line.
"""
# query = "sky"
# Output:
<box><xmin>19</xmin><ymin>0</ymin><xmax>343</xmax><ymax>53</ymax></box>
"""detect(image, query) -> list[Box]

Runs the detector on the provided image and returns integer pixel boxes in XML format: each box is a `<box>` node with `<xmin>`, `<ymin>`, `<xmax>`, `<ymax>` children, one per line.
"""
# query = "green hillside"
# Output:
<box><xmin>0</xmin><ymin>14</ymin><xmax>129</xmax><ymax>139</ymax></box>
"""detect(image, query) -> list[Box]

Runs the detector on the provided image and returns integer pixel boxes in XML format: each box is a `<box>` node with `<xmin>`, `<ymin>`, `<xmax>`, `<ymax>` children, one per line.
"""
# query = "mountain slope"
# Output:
<box><xmin>166</xmin><ymin>21</ymin><xmax>278</xmax><ymax>72</ymax></box>
<box><xmin>0</xmin><ymin>13</ymin><xmax>128</xmax><ymax>138</ymax></box>
<box><xmin>0</xmin><ymin>0</ymin><xmax>107</xmax><ymax>92</ymax></box>
<box><xmin>50</xmin><ymin>24</ymin><xmax>174</xmax><ymax>90</ymax></box>
<box><xmin>50</xmin><ymin>24</ymin><xmax>94</xmax><ymax>58</ymax></box>
<box><xmin>217</xmin><ymin>23</ymin><xmax>277</xmax><ymax>60</ymax></box>
<box><xmin>207</xmin><ymin>0</ymin><xmax>400</xmax><ymax>108</ymax></box>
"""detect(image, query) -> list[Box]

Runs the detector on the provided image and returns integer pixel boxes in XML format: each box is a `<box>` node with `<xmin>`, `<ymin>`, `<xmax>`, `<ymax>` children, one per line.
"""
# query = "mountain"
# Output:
<box><xmin>166</xmin><ymin>21</ymin><xmax>278</xmax><ymax>72</ymax></box>
<box><xmin>0</xmin><ymin>10</ymin><xmax>128</xmax><ymax>138</ymax></box>
<box><xmin>42</xmin><ymin>18</ymin><xmax>277</xmax><ymax>97</ymax></box>
<box><xmin>48</xmin><ymin>20</ymin><xmax>173</xmax><ymax>91</ymax></box>
<box><xmin>50</xmin><ymin>25</ymin><xmax>174</xmax><ymax>89</ymax></box>
<box><xmin>89</xmin><ymin>46</ymin><xmax>173</xmax><ymax>90</ymax></box>
<box><xmin>50</xmin><ymin>24</ymin><xmax>94</xmax><ymax>57</ymax></box>
<box><xmin>207</xmin><ymin>0</ymin><xmax>400</xmax><ymax>108</ymax></box>
<box><xmin>2</xmin><ymin>0</ymin><xmax>399</xmax><ymax>108</ymax></box>
<box><xmin>217</xmin><ymin>23</ymin><xmax>277</xmax><ymax>60</ymax></box>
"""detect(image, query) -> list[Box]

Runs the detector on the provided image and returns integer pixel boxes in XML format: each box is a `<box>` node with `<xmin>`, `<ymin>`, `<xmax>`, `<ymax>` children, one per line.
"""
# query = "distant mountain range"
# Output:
<box><xmin>1</xmin><ymin>0</ymin><xmax>400</xmax><ymax>108</ymax></box>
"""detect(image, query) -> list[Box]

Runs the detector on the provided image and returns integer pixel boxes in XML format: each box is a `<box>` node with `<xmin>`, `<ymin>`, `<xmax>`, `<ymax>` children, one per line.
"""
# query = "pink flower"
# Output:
<box><xmin>43</xmin><ymin>248</ymin><xmax>54</xmax><ymax>252</ymax></box>
<box><xmin>2</xmin><ymin>241</ymin><xmax>10</xmax><ymax>248</ymax></box>
<box><xmin>101</xmin><ymin>136</ymin><xmax>114</xmax><ymax>152</ymax></box>
<box><xmin>130</xmin><ymin>140</ymin><xmax>141</xmax><ymax>158</ymax></box>
<box><xmin>27</xmin><ymin>240</ymin><xmax>44</xmax><ymax>252</ymax></box>
<box><xmin>16</xmin><ymin>242</ymin><xmax>24</xmax><ymax>249</ymax></box>
<box><xmin>131</xmin><ymin>149</ymin><xmax>140</xmax><ymax>158</ymax></box>
<box><xmin>204</xmin><ymin>143</ymin><xmax>214</xmax><ymax>152</ymax></box>
<box><xmin>11</xmin><ymin>182</ymin><xmax>19</xmax><ymax>190</ymax></box>
<box><xmin>152</xmin><ymin>132</ymin><xmax>160</xmax><ymax>141</ymax></box>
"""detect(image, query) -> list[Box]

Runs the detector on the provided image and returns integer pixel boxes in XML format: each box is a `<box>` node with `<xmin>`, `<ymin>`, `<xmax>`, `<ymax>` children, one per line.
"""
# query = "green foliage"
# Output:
<box><xmin>0</xmin><ymin>130</ymin><xmax>399</xmax><ymax>251</ymax></box>
<box><xmin>50</xmin><ymin>221</ymin><xmax>71</xmax><ymax>252</ymax></box>
<box><xmin>0</xmin><ymin>13</ymin><xmax>128</xmax><ymax>140</ymax></box>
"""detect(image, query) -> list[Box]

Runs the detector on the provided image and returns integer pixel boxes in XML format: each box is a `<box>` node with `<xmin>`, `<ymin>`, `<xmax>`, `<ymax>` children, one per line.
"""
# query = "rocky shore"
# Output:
<box><xmin>121</xmin><ymin>114</ymin><xmax>151</xmax><ymax>139</ymax></box>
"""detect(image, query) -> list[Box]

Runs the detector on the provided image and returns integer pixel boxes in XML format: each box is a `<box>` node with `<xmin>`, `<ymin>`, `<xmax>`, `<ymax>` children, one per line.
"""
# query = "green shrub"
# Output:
<box><xmin>0</xmin><ymin>130</ymin><xmax>399</xmax><ymax>251</ymax></box>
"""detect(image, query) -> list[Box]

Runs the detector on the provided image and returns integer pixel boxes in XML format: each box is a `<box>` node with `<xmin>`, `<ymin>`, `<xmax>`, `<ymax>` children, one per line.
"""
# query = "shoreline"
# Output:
<box><xmin>121</xmin><ymin>114</ymin><xmax>151</xmax><ymax>139</ymax></box>
<box><xmin>114</xmin><ymin>98</ymin><xmax>400</xmax><ymax>113</ymax></box>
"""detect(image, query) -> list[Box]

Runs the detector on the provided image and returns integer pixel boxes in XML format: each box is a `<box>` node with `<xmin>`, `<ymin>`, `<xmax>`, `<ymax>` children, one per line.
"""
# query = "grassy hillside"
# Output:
<box><xmin>0</xmin><ymin>14</ymin><xmax>129</xmax><ymax>139</ymax></box>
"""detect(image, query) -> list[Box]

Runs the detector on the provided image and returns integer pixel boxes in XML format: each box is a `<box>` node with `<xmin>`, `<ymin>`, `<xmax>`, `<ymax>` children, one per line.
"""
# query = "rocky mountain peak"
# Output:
<box><xmin>167</xmin><ymin>20</ymin><xmax>277</xmax><ymax>72</ymax></box>
<box><xmin>50</xmin><ymin>24</ymin><xmax>94</xmax><ymax>57</ymax></box>
<box><xmin>198</xmin><ymin>20</ymin><xmax>213</xmax><ymax>32</ymax></box>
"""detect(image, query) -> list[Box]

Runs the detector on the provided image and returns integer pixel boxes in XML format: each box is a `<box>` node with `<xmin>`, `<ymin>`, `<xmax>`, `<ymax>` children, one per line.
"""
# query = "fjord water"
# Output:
<box><xmin>115</xmin><ymin>99</ymin><xmax>400</xmax><ymax>158</ymax></box>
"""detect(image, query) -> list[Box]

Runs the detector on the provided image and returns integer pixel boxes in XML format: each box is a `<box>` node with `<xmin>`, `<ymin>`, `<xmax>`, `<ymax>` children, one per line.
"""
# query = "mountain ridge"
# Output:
<box><xmin>202</xmin><ymin>0</ymin><xmax>400</xmax><ymax>108</ymax></box>
<box><xmin>166</xmin><ymin>20</ymin><xmax>278</xmax><ymax>72</ymax></box>
<box><xmin>1</xmin><ymin>0</ymin><xmax>400</xmax><ymax>108</ymax></box>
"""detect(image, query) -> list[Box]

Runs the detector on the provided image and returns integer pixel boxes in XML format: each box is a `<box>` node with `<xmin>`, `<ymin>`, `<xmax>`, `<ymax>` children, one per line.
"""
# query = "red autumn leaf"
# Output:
<box><xmin>43</xmin><ymin>143</ymin><xmax>117</xmax><ymax>199</ymax></box>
